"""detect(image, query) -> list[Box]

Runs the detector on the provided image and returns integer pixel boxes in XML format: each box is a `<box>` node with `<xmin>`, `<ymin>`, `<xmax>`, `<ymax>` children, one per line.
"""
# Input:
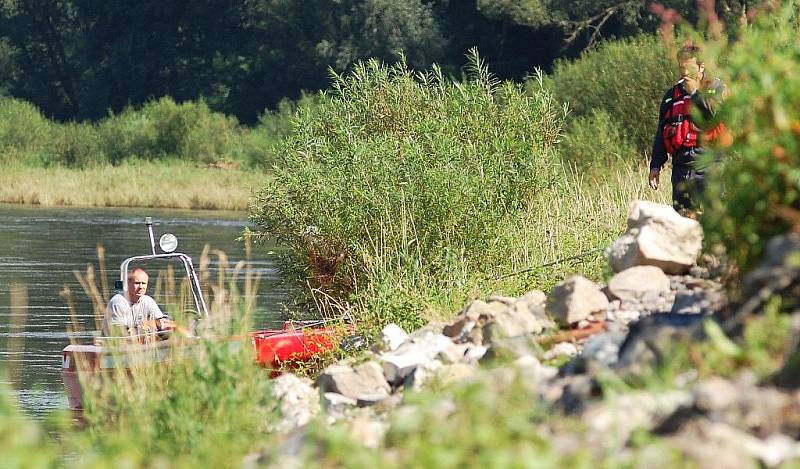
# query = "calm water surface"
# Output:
<box><xmin>0</xmin><ymin>204</ymin><xmax>290</xmax><ymax>420</ymax></box>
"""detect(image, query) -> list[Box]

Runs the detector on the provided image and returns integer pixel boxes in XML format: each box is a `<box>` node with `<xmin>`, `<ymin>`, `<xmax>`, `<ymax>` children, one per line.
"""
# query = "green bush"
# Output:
<box><xmin>251</xmin><ymin>53</ymin><xmax>565</xmax><ymax>329</ymax></box>
<box><xmin>559</xmin><ymin>109</ymin><xmax>638</xmax><ymax>168</ymax></box>
<box><xmin>540</xmin><ymin>34</ymin><xmax>675</xmax><ymax>153</ymax></box>
<box><xmin>50</xmin><ymin>122</ymin><xmax>106</xmax><ymax>167</ymax></box>
<box><xmin>240</xmin><ymin>94</ymin><xmax>324</xmax><ymax>169</ymax></box>
<box><xmin>0</xmin><ymin>98</ymin><xmax>53</xmax><ymax>165</ymax></box>
<box><xmin>702</xmin><ymin>4</ymin><xmax>800</xmax><ymax>273</ymax></box>
<box><xmin>72</xmin><ymin>338</ymin><xmax>276</xmax><ymax>467</ymax></box>
<box><xmin>0</xmin><ymin>380</ymin><xmax>57</xmax><ymax>468</ymax></box>
<box><xmin>98</xmin><ymin>97</ymin><xmax>242</xmax><ymax>165</ymax></box>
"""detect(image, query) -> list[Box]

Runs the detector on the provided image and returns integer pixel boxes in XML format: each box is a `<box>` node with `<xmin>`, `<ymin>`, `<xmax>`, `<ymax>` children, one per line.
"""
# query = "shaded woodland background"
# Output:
<box><xmin>0</xmin><ymin>0</ymin><xmax>756</xmax><ymax>123</ymax></box>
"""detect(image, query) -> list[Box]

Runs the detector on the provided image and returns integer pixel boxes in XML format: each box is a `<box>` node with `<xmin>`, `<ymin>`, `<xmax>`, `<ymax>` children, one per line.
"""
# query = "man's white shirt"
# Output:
<box><xmin>102</xmin><ymin>292</ymin><xmax>165</xmax><ymax>336</ymax></box>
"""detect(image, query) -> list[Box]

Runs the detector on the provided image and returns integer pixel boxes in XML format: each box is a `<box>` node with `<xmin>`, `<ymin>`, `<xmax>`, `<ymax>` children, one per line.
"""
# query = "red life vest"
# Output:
<box><xmin>661</xmin><ymin>84</ymin><xmax>699</xmax><ymax>154</ymax></box>
<box><xmin>661</xmin><ymin>82</ymin><xmax>730</xmax><ymax>155</ymax></box>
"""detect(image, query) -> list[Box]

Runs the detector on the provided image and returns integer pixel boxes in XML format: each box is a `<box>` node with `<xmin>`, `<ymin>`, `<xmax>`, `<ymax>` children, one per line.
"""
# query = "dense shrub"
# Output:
<box><xmin>251</xmin><ymin>54</ymin><xmax>565</xmax><ymax>329</ymax></box>
<box><xmin>51</xmin><ymin>122</ymin><xmax>106</xmax><ymax>167</ymax></box>
<box><xmin>540</xmin><ymin>34</ymin><xmax>675</xmax><ymax>153</ymax></box>
<box><xmin>702</xmin><ymin>4</ymin><xmax>800</xmax><ymax>273</ymax></box>
<box><xmin>0</xmin><ymin>98</ymin><xmax>52</xmax><ymax>165</ymax></box>
<box><xmin>0</xmin><ymin>95</ymin><xmax>293</xmax><ymax>168</ymax></box>
<box><xmin>97</xmin><ymin>97</ymin><xmax>242</xmax><ymax>165</ymax></box>
<box><xmin>559</xmin><ymin>109</ymin><xmax>638</xmax><ymax>168</ymax></box>
<box><xmin>238</xmin><ymin>94</ymin><xmax>322</xmax><ymax>168</ymax></box>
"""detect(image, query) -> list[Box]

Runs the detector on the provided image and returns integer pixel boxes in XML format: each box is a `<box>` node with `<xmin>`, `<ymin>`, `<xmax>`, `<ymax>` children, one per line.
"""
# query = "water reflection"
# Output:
<box><xmin>0</xmin><ymin>204</ymin><xmax>289</xmax><ymax>419</ymax></box>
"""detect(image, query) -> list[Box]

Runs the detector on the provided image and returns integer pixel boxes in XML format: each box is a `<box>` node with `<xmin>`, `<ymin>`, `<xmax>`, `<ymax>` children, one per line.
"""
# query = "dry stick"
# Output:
<box><xmin>74</xmin><ymin>266</ymin><xmax>105</xmax><ymax>331</ymax></box>
<box><xmin>60</xmin><ymin>285</ymin><xmax>81</xmax><ymax>340</ymax></box>
<box><xmin>166</xmin><ymin>263</ymin><xmax>176</xmax><ymax>308</ymax></box>
<box><xmin>153</xmin><ymin>270</ymin><xmax>163</xmax><ymax>305</ymax></box>
<box><xmin>7</xmin><ymin>284</ymin><xmax>28</xmax><ymax>388</ymax></box>
<box><xmin>97</xmin><ymin>244</ymin><xmax>110</xmax><ymax>303</ymax></box>
<box><xmin>491</xmin><ymin>247</ymin><xmax>606</xmax><ymax>281</ymax></box>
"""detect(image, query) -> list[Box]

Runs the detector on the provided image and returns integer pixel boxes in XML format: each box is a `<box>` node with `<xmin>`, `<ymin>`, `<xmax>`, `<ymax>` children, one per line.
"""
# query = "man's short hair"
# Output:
<box><xmin>678</xmin><ymin>40</ymin><xmax>702</xmax><ymax>63</ymax></box>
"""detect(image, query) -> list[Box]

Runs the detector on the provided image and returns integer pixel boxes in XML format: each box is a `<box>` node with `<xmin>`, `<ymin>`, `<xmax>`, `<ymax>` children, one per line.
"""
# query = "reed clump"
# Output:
<box><xmin>251</xmin><ymin>51</ymin><xmax>669</xmax><ymax>334</ymax></box>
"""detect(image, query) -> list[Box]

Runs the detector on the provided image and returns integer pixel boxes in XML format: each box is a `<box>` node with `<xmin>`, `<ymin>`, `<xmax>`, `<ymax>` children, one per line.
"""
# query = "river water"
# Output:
<box><xmin>0</xmin><ymin>204</ymin><xmax>289</xmax><ymax>420</ymax></box>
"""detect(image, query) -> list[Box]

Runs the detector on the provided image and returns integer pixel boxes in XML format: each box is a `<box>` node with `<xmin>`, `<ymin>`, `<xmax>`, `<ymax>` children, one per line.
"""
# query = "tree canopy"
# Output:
<box><xmin>0</xmin><ymin>0</ymin><xmax>761</xmax><ymax>123</ymax></box>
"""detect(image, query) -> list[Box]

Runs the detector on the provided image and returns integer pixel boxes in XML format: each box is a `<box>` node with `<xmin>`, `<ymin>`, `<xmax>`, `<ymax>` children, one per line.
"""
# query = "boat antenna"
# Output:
<box><xmin>145</xmin><ymin>217</ymin><xmax>157</xmax><ymax>255</ymax></box>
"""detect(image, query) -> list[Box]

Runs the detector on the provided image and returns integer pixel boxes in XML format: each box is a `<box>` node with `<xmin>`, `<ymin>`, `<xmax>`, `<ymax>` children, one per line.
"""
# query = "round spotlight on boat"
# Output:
<box><xmin>159</xmin><ymin>233</ymin><xmax>178</xmax><ymax>253</ymax></box>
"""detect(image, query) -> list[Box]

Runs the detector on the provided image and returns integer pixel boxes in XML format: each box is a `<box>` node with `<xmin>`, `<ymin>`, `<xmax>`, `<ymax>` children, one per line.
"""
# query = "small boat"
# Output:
<box><xmin>62</xmin><ymin>217</ymin><xmax>350</xmax><ymax>413</ymax></box>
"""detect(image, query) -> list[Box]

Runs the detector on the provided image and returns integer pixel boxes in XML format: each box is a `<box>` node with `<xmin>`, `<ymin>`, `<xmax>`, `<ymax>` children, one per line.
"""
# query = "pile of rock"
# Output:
<box><xmin>256</xmin><ymin>201</ymin><xmax>800</xmax><ymax>467</ymax></box>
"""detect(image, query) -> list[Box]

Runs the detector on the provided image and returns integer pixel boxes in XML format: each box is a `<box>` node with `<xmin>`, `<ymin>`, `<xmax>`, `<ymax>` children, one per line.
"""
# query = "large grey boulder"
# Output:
<box><xmin>608</xmin><ymin>266</ymin><xmax>671</xmax><ymax>302</ymax></box>
<box><xmin>607</xmin><ymin>200</ymin><xmax>703</xmax><ymax>274</ymax></box>
<box><xmin>546</xmin><ymin>275</ymin><xmax>609</xmax><ymax>326</ymax></box>
<box><xmin>317</xmin><ymin>361</ymin><xmax>391</xmax><ymax>401</ymax></box>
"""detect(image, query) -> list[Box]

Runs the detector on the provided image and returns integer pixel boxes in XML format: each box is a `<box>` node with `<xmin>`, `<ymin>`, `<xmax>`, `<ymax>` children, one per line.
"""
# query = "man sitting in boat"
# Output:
<box><xmin>101</xmin><ymin>267</ymin><xmax>175</xmax><ymax>337</ymax></box>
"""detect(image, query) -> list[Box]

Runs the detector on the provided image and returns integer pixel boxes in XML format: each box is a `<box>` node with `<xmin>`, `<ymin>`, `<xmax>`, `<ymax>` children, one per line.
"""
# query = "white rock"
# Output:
<box><xmin>607</xmin><ymin>200</ymin><xmax>703</xmax><ymax>274</ymax></box>
<box><xmin>269</xmin><ymin>374</ymin><xmax>320</xmax><ymax>433</ymax></box>
<box><xmin>543</xmin><ymin>342</ymin><xmax>578</xmax><ymax>361</ymax></box>
<box><xmin>517</xmin><ymin>289</ymin><xmax>547</xmax><ymax>308</ymax></box>
<box><xmin>317</xmin><ymin>361</ymin><xmax>391</xmax><ymax>401</ymax></box>
<box><xmin>546</xmin><ymin>275</ymin><xmax>609</xmax><ymax>326</ymax></box>
<box><xmin>322</xmin><ymin>392</ymin><xmax>357</xmax><ymax>410</ymax></box>
<box><xmin>608</xmin><ymin>265</ymin><xmax>671</xmax><ymax>302</ymax></box>
<box><xmin>380</xmin><ymin>323</ymin><xmax>409</xmax><ymax>351</ymax></box>
<box><xmin>381</xmin><ymin>332</ymin><xmax>453</xmax><ymax>385</ymax></box>
<box><xmin>438</xmin><ymin>343</ymin><xmax>487</xmax><ymax>364</ymax></box>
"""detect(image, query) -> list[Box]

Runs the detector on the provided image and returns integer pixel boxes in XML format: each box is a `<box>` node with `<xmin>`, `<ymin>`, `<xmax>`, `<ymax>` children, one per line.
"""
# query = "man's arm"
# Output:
<box><xmin>104</xmin><ymin>295</ymin><xmax>134</xmax><ymax>335</ymax></box>
<box><xmin>141</xmin><ymin>296</ymin><xmax>174</xmax><ymax>331</ymax></box>
<box><xmin>649</xmin><ymin>89</ymin><xmax>672</xmax><ymax>189</ymax></box>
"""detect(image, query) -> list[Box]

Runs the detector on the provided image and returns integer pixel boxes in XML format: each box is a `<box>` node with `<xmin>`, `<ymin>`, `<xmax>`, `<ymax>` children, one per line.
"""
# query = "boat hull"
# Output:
<box><xmin>62</xmin><ymin>322</ymin><xmax>350</xmax><ymax>412</ymax></box>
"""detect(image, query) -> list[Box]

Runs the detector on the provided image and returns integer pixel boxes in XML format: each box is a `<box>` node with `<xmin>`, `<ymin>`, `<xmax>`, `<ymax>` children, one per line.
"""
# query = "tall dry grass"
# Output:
<box><xmin>0</xmin><ymin>161</ymin><xmax>266</xmax><ymax>211</ymax></box>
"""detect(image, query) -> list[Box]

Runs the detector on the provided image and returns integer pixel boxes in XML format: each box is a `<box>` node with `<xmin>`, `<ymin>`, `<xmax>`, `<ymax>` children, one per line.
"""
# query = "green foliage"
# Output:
<box><xmin>560</xmin><ymin>108</ymin><xmax>638</xmax><ymax>168</ymax></box>
<box><xmin>51</xmin><ymin>121</ymin><xmax>105</xmax><ymax>167</ymax></box>
<box><xmin>541</xmin><ymin>34</ymin><xmax>675</xmax><ymax>152</ymax></box>
<box><xmin>0</xmin><ymin>379</ymin><xmax>57</xmax><ymax>469</ymax></box>
<box><xmin>702</xmin><ymin>3</ymin><xmax>800</xmax><ymax>272</ymax></box>
<box><xmin>0</xmin><ymin>98</ymin><xmax>52</xmax><ymax>165</ymax></box>
<box><xmin>0</xmin><ymin>96</ymin><xmax>283</xmax><ymax>168</ymax></box>
<box><xmin>240</xmin><ymin>94</ymin><xmax>323</xmax><ymax>169</ymax></box>
<box><xmin>72</xmin><ymin>338</ymin><xmax>275</xmax><ymax>466</ymax></box>
<box><xmin>97</xmin><ymin>97</ymin><xmax>241</xmax><ymax>165</ymax></box>
<box><xmin>251</xmin><ymin>54</ymin><xmax>565</xmax><ymax>329</ymax></box>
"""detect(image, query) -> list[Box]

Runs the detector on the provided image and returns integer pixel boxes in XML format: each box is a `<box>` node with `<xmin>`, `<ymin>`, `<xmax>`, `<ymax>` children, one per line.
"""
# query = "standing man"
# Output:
<box><xmin>648</xmin><ymin>42</ymin><xmax>727</xmax><ymax>215</ymax></box>
<box><xmin>102</xmin><ymin>267</ymin><xmax>173</xmax><ymax>336</ymax></box>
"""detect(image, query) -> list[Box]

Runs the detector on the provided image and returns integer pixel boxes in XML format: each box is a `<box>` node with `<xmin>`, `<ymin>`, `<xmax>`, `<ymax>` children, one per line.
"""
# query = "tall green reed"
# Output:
<box><xmin>251</xmin><ymin>51</ymin><xmax>672</xmax><ymax>333</ymax></box>
<box><xmin>251</xmin><ymin>51</ymin><xmax>568</xmax><ymax>331</ymax></box>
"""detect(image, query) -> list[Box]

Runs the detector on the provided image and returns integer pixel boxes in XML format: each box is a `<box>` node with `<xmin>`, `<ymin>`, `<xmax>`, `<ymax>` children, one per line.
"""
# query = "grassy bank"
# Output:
<box><xmin>0</xmin><ymin>161</ymin><xmax>266</xmax><ymax>211</ymax></box>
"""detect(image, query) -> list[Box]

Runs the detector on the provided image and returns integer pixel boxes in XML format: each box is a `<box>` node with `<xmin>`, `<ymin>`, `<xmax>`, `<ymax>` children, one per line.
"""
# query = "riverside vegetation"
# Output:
<box><xmin>0</xmin><ymin>96</ymin><xmax>305</xmax><ymax>210</ymax></box>
<box><xmin>3</xmin><ymin>3</ymin><xmax>800</xmax><ymax>466</ymax></box>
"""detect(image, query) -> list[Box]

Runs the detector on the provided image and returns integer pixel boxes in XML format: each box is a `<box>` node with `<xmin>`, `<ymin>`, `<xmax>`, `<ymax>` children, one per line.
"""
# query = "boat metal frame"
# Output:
<box><xmin>119</xmin><ymin>253</ymin><xmax>209</xmax><ymax>320</ymax></box>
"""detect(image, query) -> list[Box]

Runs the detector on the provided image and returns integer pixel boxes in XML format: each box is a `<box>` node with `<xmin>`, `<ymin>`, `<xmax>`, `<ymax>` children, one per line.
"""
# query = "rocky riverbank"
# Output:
<box><xmin>249</xmin><ymin>200</ymin><xmax>800</xmax><ymax>468</ymax></box>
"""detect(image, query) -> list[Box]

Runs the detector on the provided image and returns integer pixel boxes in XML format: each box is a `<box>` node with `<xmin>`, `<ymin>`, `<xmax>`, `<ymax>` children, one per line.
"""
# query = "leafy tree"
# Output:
<box><xmin>0</xmin><ymin>0</ymin><xmax>83</xmax><ymax>119</ymax></box>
